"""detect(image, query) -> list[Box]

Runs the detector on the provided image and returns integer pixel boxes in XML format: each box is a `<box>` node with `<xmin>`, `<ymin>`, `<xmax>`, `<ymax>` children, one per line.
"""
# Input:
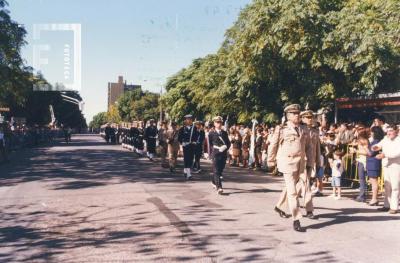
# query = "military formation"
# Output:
<box><xmin>104</xmin><ymin>115</ymin><xmax>232</xmax><ymax>196</ymax></box>
<box><xmin>102</xmin><ymin>104</ymin><xmax>332</xmax><ymax>232</ymax></box>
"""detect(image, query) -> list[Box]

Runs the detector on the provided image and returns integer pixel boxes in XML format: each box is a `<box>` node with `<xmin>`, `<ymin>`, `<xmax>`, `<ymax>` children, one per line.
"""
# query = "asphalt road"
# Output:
<box><xmin>0</xmin><ymin>134</ymin><xmax>399</xmax><ymax>262</ymax></box>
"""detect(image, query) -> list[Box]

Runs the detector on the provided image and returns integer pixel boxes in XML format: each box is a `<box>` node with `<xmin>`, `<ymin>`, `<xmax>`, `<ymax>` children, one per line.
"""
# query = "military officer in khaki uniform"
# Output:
<box><xmin>298</xmin><ymin>110</ymin><xmax>320</xmax><ymax>219</ymax></box>
<box><xmin>158</xmin><ymin>121</ymin><xmax>169</xmax><ymax>168</ymax></box>
<box><xmin>166</xmin><ymin>121</ymin><xmax>180</xmax><ymax>173</ymax></box>
<box><xmin>267</xmin><ymin>104</ymin><xmax>312</xmax><ymax>232</ymax></box>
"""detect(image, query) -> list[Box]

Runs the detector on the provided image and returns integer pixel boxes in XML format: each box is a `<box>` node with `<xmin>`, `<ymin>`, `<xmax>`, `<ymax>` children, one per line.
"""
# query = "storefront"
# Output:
<box><xmin>335</xmin><ymin>92</ymin><xmax>400</xmax><ymax>124</ymax></box>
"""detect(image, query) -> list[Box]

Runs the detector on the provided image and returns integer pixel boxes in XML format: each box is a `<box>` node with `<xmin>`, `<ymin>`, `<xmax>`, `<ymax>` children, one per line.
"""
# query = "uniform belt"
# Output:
<box><xmin>287</xmin><ymin>153</ymin><xmax>302</xmax><ymax>158</ymax></box>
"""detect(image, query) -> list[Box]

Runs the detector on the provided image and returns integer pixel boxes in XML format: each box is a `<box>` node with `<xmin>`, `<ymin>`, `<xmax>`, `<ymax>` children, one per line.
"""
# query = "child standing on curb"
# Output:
<box><xmin>329</xmin><ymin>150</ymin><xmax>344</xmax><ymax>200</ymax></box>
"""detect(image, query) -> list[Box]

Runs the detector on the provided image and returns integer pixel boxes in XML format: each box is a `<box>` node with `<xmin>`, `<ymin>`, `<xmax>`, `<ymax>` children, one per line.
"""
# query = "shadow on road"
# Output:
<box><xmin>0</xmin><ymin>135</ymin><xmax>291</xmax><ymax>262</ymax></box>
<box><xmin>0</xmin><ymin>135</ymin><xmax>278</xmax><ymax>190</ymax></box>
<box><xmin>0</xmin><ymin>135</ymin><xmax>395</xmax><ymax>262</ymax></box>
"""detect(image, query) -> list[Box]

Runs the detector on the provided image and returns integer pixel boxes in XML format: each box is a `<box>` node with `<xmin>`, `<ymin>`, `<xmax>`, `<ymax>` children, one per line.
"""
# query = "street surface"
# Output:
<box><xmin>0</xmin><ymin>135</ymin><xmax>399</xmax><ymax>262</ymax></box>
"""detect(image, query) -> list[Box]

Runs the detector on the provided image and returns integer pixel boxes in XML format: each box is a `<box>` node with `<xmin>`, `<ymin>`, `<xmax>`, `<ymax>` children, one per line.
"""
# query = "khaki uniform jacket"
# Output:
<box><xmin>166</xmin><ymin>129</ymin><xmax>180</xmax><ymax>149</ymax></box>
<box><xmin>307</xmin><ymin>127</ymin><xmax>321</xmax><ymax>168</ymax></box>
<box><xmin>267</xmin><ymin>123</ymin><xmax>312</xmax><ymax>174</ymax></box>
<box><xmin>158</xmin><ymin>128</ymin><xmax>168</xmax><ymax>145</ymax></box>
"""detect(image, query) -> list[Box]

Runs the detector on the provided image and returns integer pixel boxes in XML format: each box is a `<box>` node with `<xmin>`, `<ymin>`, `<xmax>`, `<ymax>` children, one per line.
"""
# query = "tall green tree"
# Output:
<box><xmin>130</xmin><ymin>91</ymin><xmax>159</xmax><ymax>121</ymax></box>
<box><xmin>0</xmin><ymin>0</ymin><xmax>87</xmax><ymax>128</ymax></box>
<box><xmin>0</xmin><ymin>0</ymin><xmax>31</xmax><ymax>110</ymax></box>
<box><xmin>89</xmin><ymin>112</ymin><xmax>107</xmax><ymax>129</ymax></box>
<box><xmin>107</xmin><ymin>104</ymin><xmax>121</xmax><ymax>123</ymax></box>
<box><xmin>163</xmin><ymin>0</ymin><xmax>400</xmax><ymax>124</ymax></box>
<box><xmin>116</xmin><ymin>89</ymin><xmax>142</xmax><ymax>121</ymax></box>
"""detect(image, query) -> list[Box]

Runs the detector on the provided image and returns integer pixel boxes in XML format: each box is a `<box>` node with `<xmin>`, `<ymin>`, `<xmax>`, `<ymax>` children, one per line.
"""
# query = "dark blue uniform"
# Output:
<box><xmin>178</xmin><ymin>125</ymin><xmax>199</xmax><ymax>169</ymax></box>
<box><xmin>129</xmin><ymin>127</ymin><xmax>138</xmax><ymax>147</ymax></box>
<box><xmin>144</xmin><ymin>125</ymin><xmax>158</xmax><ymax>155</ymax></box>
<box><xmin>105</xmin><ymin>126</ymin><xmax>111</xmax><ymax>143</ymax></box>
<box><xmin>193</xmin><ymin>129</ymin><xmax>205</xmax><ymax>171</ymax></box>
<box><xmin>136</xmin><ymin>128</ymin><xmax>144</xmax><ymax>151</ymax></box>
<box><xmin>208</xmin><ymin>129</ymin><xmax>231</xmax><ymax>189</ymax></box>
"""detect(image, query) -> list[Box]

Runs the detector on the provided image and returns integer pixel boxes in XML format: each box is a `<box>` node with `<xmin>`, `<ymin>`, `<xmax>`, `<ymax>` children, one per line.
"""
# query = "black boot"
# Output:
<box><xmin>293</xmin><ymin>220</ymin><xmax>306</xmax><ymax>232</ymax></box>
<box><xmin>306</xmin><ymin>211</ymin><xmax>318</xmax><ymax>220</ymax></box>
<box><xmin>274</xmin><ymin>207</ymin><xmax>289</xmax><ymax>218</ymax></box>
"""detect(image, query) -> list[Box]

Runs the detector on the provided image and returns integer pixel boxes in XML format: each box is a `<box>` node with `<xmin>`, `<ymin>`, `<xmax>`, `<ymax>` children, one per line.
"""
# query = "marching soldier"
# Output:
<box><xmin>130</xmin><ymin>122</ymin><xmax>139</xmax><ymax>152</ymax></box>
<box><xmin>178</xmin><ymin>115</ymin><xmax>199</xmax><ymax>179</ymax></box>
<box><xmin>193</xmin><ymin>121</ymin><xmax>205</xmax><ymax>173</ymax></box>
<box><xmin>104</xmin><ymin>123</ymin><xmax>111</xmax><ymax>143</ymax></box>
<box><xmin>267</xmin><ymin>104</ymin><xmax>312</xmax><ymax>232</ymax></box>
<box><xmin>111</xmin><ymin>125</ymin><xmax>117</xmax><ymax>144</ymax></box>
<box><xmin>208</xmin><ymin>116</ymin><xmax>231</xmax><ymax>194</ymax></box>
<box><xmin>298</xmin><ymin>110</ymin><xmax>320</xmax><ymax>219</ymax></box>
<box><xmin>136</xmin><ymin>121</ymin><xmax>145</xmax><ymax>155</ymax></box>
<box><xmin>144</xmin><ymin>119</ymin><xmax>158</xmax><ymax>161</ymax></box>
<box><xmin>158</xmin><ymin>121</ymin><xmax>169</xmax><ymax>168</ymax></box>
<box><xmin>166</xmin><ymin>121</ymin><xmax>180</xmax><ymax>173</ymax></box>
<box><xmin>116</xmin><ymin>125</ymin><xmax>122</xmax><ymax>144</ymax></box>
<box><xmin>121</xmin><ymin>124</ymin><xmax>128</xmax><ymax>149</ymax></box>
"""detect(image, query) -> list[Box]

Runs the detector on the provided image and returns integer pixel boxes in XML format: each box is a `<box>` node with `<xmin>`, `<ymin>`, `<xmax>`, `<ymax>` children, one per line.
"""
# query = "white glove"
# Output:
<box><xmin>182</xmin><ymin>142</ymin><xmax>189</xmax><ymax>147</ymax></box>
<box><xmin>219</xmin><ymin>145</ymin><xmax>228</xmax><ymax>152</ymax></box>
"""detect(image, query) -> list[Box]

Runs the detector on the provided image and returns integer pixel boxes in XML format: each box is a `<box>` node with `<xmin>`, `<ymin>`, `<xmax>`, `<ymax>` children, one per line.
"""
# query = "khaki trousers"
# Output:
<box><xmin>160</xmin><ymin>143</ymin><xmax>168</xmax><ymax>166</ymax></box>
<box><xmin>276</xmin><ymin>171</ymin><xmax>302</xmax><ymax>221</ymax></box>
<box><xmin>168</xmin><ymin>144</ymin><xmax>179</xmax><ymax>169</ymax></box>
<box><xmin>383</xmin><ymin>165</ymin><xmax>400</xmax><ymax>210</ymax></box>
<box><xmin>297</xmin><ymin>167</ymin><xmax>314</xmax><ymax>213</ymax></box>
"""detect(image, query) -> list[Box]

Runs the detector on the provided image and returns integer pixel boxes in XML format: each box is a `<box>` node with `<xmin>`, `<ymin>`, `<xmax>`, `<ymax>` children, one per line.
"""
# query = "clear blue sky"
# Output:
<box><xmin>8</xmin><ymin>0</ymin><xmax>250</xmax><ymax>122</ymax></box>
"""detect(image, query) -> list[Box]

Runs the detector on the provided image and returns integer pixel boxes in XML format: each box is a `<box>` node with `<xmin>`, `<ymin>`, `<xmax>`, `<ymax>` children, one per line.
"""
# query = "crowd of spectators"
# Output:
<box><xmin>213</xmin><ymin>115</ymin><xmax>398</xmax><ymax>210</ymax></box>
<box><xmin>100</xmin><ymin>114</ymin><xmax>399</xmax><ymax>213</ymax></box>
<box><xmin>0</xmin><ymin>122</ymin><xmax>62</xmax><ymax>163</ymax></box>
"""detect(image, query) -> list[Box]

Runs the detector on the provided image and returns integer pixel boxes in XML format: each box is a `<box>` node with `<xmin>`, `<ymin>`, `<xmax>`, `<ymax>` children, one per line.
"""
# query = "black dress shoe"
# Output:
<box><xmin>293</xmin><ymin>220</ymin><xmax>306</xmax><ymax>232</ymax></box>
<box><xmin>377</xmin><ymin>207</ymin><xmax>390</xmax><ymax>212</ymax></box>
<box><xmin>274</xmin><ymin>207</ymin><xmax>289</xmax><ymax>218</ymax></box>
<box><xmin>368</xmin><ymin>201</ymin><xmax>379</xmax><ymax>206</ymax></box>
<box><xmin>306</xmin><ymin>212</ymin><xmax>318</xmax><ymax>220</ymax></box>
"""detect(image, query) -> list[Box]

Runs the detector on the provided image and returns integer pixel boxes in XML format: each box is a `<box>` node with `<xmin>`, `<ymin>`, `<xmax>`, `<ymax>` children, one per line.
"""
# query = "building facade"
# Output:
<box><xmin>107</xmin><ymin>76</ymin><xmax>141</xmax><ymax>109</ymax></box>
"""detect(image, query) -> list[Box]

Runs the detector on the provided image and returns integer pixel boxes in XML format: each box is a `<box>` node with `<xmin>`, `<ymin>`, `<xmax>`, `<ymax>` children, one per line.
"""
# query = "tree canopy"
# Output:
<box><xmin>89</xmin><ymin>112</ymin><xmax>107</xmax><ymax>129</ymax></box>
<box><xmin>0</xmin><ymin>0</ymin><xmax>87</xmax><ymax>128</ymax></box>
<box><xmin>91</xmin><ymin>87</ymin><xmax>160</xmax><ymax>125</ymax></box>
<box><xmin>162</xmin><ymin>0</ymin><xmax>400</xmax><ymax>124</ymax></box>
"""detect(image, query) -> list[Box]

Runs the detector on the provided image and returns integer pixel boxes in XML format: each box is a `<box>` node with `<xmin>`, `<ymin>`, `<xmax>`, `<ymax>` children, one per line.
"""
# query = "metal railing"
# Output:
<box><xmin>342</xmin><ymin>144</ymin><xmax>384</xmax><ymax>193</ymax></box>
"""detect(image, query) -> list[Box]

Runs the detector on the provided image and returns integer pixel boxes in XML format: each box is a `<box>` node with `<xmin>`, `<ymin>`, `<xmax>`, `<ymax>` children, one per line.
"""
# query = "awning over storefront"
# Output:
<box><xmin>335</xmin><ymin>92</ymin><xmax>400</xmax><ymax>124</ymax></box>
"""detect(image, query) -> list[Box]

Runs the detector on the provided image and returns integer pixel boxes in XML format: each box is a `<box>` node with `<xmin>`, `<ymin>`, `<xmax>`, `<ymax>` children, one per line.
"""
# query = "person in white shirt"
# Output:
<box><xmin>372</xmin><ymin>125</ymin><xmax>400</xmax><ymax>214</ymax></box>
<box><xmin>329</xmin><ymin>150</ymin><xmax>344</xmax><ymax>200</ymax></box>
